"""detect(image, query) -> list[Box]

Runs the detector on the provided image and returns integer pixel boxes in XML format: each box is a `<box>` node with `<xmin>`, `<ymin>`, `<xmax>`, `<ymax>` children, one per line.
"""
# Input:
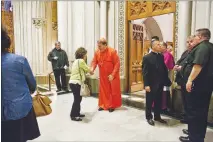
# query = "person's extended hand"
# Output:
<box><xmin>89</xmin><ymin>71</ymin><xmax>94</xmax><ymax>75</ymax></box>
<box><xmin>177</xmin><ymin>66</ymin><xmax>182</xmax><ymax>71</ymax></box>
<box><xmin>145</xmin><ymin>86</ymin><xmax>151</xmax><ymax>92</ymax></box>
<box><xmin>108</xmin><ymin>75</ymin><xmax>114</xmax><ymax>82</ymax></box>
<box><xmin>186</xmin><ymin>80</ymin><xmax>193</xmax><ymax>92</ymax></box>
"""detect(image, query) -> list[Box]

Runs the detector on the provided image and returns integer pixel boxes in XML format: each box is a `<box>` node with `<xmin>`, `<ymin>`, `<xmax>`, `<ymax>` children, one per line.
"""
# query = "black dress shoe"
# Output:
<box><xmin>79</xmin><ymin>114</ymin><xmax>85</xmax><ymax>117</ymax></box>
<box><xmin>154</xmin><ymin>118</ymin><xmax>167</xmax><ymax>124</ymax></box>
<box><xmin>179</xmin><ymin>136</ymin><xmax>190</xmax><ymax>142</ymax></box>
<box><xmin>56</xmin><ymin>89</ymin><xmax>62</xmax><ymax>92</ymax></box>
<box><xmin>98</xmin><ymin>107</ymin><xmax>104</xmax><ymax>111</ymax></box>
<box><xmin>147</xmin><ymin>119</ymin><xmax>155</xmax><ymax>126</ymax></box>
<box><xmin>71</xmin><ymin>117</ymin><xmax>82</xmax><ymax>121</ymax></box>
<box><xmin>109</xmin><ymin>108</ymin><xmax>115</xmax><ymax>112</ymax></box>
<box><xmin>182</xmin><ymin>129</ymin><xmax>189</xmax><ymax>135</ymax></box>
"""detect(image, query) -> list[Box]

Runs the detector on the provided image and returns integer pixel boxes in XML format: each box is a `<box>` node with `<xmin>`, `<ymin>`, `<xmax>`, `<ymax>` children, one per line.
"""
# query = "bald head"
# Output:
<box><xmin>97</xmin><ymin>37</ymin><xmax>108</xmax><ymax>52</ymax></box>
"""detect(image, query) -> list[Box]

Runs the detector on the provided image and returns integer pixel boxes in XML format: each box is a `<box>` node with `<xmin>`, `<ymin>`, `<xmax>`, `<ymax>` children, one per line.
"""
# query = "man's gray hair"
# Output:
<box><xmin>55</xmin><ymin>41</ymin><xmax>61</xmax><ymax>45</ymax></box>
<box><xmin>196</xmin><ymin>28</ymin><xmax>211</xmax><ymax>40</ymax></box>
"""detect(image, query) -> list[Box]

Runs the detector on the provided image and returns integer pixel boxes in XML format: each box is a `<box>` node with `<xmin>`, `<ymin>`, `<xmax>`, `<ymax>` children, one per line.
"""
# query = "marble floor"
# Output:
<box><xmin>30</xmin><ymin>93</ymin><xmax>213</xmax><ymax>142</ymax></box>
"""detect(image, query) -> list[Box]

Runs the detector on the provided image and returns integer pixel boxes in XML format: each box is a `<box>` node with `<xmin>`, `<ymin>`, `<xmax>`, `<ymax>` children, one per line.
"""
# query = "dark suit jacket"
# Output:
<box><xmin>175</xmin><ymin>49</ymin><xmax>190</xmax><ymax>85</ymax></box>
<box><xmin>142</xmin><ymin>52</ymin><xmax>171</xmax><ymax>92</ymax></box>
<box><xmin>176</xmin><ymin>50</ymin><xmax>189</xmax><ymax>66</ymax></box>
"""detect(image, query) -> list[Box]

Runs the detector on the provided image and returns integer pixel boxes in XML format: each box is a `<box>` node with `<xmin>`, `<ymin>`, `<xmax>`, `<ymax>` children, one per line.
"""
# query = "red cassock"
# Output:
<box><xmin>91</xmin><ymin>47</ymin><xmax>122</xmax><ymax>110</ymax></box>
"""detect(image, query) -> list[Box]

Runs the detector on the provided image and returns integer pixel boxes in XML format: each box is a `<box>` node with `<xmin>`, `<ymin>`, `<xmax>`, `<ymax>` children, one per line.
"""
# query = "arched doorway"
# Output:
<box><xmin>143</xmin><ymin>17</ymin><xmax>164</xmax><ymax>41</ymax></box>
<box><xmin>125</xmin><ymin>1</ymin><xmax>176</xmax><ymax>93</ymax></box>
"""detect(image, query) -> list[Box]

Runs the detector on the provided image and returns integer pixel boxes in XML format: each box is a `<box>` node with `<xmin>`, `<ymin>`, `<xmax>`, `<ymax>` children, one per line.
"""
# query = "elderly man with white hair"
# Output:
<box><xmin>48</xmin><ymin>41</ymin><xmax>69</xmax><ymax>92</ymax></box>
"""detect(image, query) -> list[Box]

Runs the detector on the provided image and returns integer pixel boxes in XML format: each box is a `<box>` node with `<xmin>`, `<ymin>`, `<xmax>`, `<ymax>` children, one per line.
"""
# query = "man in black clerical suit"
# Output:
<box><xmin>142</xmin><ymin>40</ymin><xmax>171</xmax><ymax>126</ymax></box>
<box><xmin>148</xmin><ymin>36</ymin><xmax>159</xmax><ymax>53</ymax></box>
<box><xmin>174</xmin><ymin>36</ymin><xmax>195</xmax><ymax>125</ymax></box>
<box><xmin>179</xmin><ymin>28</ymin><xmax>213</xmax><ymax>142</ymax></box>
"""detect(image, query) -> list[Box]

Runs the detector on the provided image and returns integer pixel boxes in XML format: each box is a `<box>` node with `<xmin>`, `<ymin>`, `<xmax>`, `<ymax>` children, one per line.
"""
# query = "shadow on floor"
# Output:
<box><xmin>206</xmin><ymin>131</ymin><xmax>213</xmax><ymax>142</ymax></box>
<box><xmin>81</xmin><ymin>108</ymin><xmax>99</xmax><ymax>124</ymax></box>
<box><xmin>116</xmin><ymin>106</ymin><xmax>128</xmax><ymax>111</ymax></box>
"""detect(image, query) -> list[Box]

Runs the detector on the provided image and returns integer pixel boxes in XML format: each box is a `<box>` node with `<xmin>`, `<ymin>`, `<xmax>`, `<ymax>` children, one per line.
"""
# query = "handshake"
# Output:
<box><xmin>89</xmin><ymin>68</ymin><xmax>94</xmax><ymax>75</ymax></box>
<box><xmin>173</xmin><ymin>65</ymin><xmax>182</xmax><ymax>71</ymax></box>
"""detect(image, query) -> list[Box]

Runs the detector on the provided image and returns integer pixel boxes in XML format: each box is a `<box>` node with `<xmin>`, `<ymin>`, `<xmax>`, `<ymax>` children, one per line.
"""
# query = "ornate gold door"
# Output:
<box><xmin>128</xmin><ymin>23</ymin><xmax>144</xmax><ymax>92</ymax></box>
<box><xmin>143</xmin><ymin>40</ymin><xmax>151</xmax><ymax>56</ymax></box>
<box><xmin>1</xmin><ymin>2</ymin><xmax>14</xmax><ymax>53</ymax></box>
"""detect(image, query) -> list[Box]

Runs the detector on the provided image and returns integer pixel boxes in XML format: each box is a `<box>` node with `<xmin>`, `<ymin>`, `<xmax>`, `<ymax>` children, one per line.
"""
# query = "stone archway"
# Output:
<box><xmin>143</xmin><ymin>17</ymin><xmax>163</xmax><ymax>41</ymax></box>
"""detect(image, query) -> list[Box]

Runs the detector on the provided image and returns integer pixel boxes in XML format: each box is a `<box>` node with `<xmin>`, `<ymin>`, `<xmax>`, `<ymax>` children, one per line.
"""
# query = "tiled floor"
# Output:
<box><xmin>30</xmin><ymin>93</ymin><xmax>213</xmax><ymax>142</ymax></box>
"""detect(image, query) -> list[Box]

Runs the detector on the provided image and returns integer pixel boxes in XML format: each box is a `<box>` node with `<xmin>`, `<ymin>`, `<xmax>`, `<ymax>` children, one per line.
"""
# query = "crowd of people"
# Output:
<box><xmin>1</xmin><ymin>25</ymin><xmax>213</xmax><ymax>142</ymax></box>
<box><xmin>142</xmin><ymin>28</ymin><xmax>213</xmax><ymax>142</ymax></box>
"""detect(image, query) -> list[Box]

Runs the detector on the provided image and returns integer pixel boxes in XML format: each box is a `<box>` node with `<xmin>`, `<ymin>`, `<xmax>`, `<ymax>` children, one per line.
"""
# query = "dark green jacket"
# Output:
<box><xmin>48</xmin><ymin>48</ymin><xmax>69</xmax><ymax>70</ymax></box>
<box><xmin>181</xmin><ymin>41</ymin><xmax>213</xmax><ymax>90</ymax></box>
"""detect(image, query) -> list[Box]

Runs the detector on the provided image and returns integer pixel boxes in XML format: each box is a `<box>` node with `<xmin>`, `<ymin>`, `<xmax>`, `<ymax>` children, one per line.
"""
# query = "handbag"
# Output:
<box><xmin>78</xmin><ymin>60</ymin><xmax>91</xmax><ymax>97</ymax></box>
<box><xmin>32</xmin><ymin>91</ymin><xmax>52</xmax><ymax>117</ymax></box>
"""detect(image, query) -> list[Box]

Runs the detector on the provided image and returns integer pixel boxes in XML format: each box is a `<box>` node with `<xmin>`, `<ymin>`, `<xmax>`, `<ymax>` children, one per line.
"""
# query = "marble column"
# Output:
<box><xmin>57</xmin><ymin>1</ymin><xmax>68</xmax><ymax>54</ymax></box>
<box><xmin>177</xmin><ymin>1</ymin><xmax>192</xmax><ymax>59</ymax></box>
<box><xmin>100</xmin><ymin>1</ymin><xmax>107</xmax><ymax>38</ymax></box>
<box><xmin>191</xmin><ymin>1</ymin><xmax>213</xmax><ymax>42</ymax></box>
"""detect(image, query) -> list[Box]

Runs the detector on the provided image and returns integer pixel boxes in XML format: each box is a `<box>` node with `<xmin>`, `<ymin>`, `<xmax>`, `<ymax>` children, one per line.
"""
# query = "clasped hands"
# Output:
<box><xmin>173</xmin><ymin>65</ymin><xmax>182</xmax><ymax>71</ymax></box>
<box><xmin>88</xmin><ymin>68</ymin><xmax>114</xmax><ymax>82</ymax></box>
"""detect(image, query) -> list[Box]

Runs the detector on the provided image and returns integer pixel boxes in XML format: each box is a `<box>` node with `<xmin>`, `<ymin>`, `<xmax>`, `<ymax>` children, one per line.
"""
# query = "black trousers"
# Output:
<box><xmin>181</xmin><ymin>85</ymin><xmax>188</xmax><ymax>121</ymax></box>
<box><xmin>146</xmin><ymin>86</ymin><xmax>163</xmax><ymax>120</ymax></box>
<box><xmin>186</xmin><ymin>87</ymin><xmax>212</xmax><ymax>142</ymax></box>
<box><xmin>70</xmin><ymin>83</ymin><xmax>82</xmax><ymax>117</ymax></box>
<box><xmin>53</xmin><ymin>69</ymin><xmax>67</xmax><ymax>90</ymax></box>
<box><xmin>162</xmin><ymin>90</ymin><xmax>172</xmax><ymax>110</ymax></box>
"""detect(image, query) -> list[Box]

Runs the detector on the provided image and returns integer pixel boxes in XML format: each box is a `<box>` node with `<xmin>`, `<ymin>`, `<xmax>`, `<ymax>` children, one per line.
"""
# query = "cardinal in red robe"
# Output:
<box><xmin>91</xmin><ymin>38</ymin><xmax>122</xmax><ymax>112</ymax></box>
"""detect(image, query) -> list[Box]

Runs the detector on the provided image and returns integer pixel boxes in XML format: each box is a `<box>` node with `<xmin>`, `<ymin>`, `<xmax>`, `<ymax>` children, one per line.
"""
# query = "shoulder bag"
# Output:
<box><xmin>33</xmin><ymin>91</ymin><xmax>52</xmax><ymax>117</ymax></box>
<box><xmin>78</xmin><ymin>60</ymin><xmax>91</xmax><ymax>97</ymax></box>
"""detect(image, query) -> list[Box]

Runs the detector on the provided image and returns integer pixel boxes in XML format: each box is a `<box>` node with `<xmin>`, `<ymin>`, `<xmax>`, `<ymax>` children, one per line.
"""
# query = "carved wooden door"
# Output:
<box><xmin>128</xmin><ymin>23</ymin><xmax>144</xmax><ymax>92</ymax></box>
<box><xmin>143</xmin><ymin>40</ymin><xmax>151</xmax><ymax>56</ymax></box>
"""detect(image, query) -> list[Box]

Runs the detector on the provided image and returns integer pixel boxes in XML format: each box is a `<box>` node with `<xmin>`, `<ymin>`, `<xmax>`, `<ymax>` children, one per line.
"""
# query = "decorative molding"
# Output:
<box><xmin>128</xmin><ymin>1</ymin><xmax>148</xmax><ymax>20</ymax></box>
<box><xmin>127</xmin><ymin>1</ymin><xmax>176</xmax><ymax>20</ymax></box>
<box><xmin>174</xmin><ymin>1</ymin><xmax>179</xmax><ymax>62</ymax></box>
<box><xmin>152</xmin><ymin>1</ymin><xmax>172</xmax><ymax>12</ymax></box>
<box><xmin>118</xmin><ymin>1</ymin><xmax>125</xmax><ymax>77</ymax></box>
<box><xmin>32</xmin><ymin>18</ymin><xmax>46</xmax><ymax>29</ymax></box>
<box><xmin>129</xmin><ymin>1</ymin><xmax>148</xmax><ymax>16</ymax></box>
<box><xmin>52</xmin><ymin>21</ymin><xmax>58</xmax><ymax>31</ymax></box>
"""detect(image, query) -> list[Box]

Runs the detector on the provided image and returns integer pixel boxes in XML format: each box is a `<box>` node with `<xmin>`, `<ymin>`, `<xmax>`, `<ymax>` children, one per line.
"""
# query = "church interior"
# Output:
<box><xmin>1</xmin><ymin>1</ymin><xmax>213</xmax><ymax>141</ymax></box>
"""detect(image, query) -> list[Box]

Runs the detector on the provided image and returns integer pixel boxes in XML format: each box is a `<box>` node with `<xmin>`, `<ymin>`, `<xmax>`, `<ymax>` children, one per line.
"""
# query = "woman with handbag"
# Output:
<box><xmin>1</xmin><ymin>27</ymin><xmax>40</xmax><ymax>142</ymax></box>
<box><xmin>69</xmin><ymin>47</ymin><xmax>94</xmax><ymax>121</ymax></box>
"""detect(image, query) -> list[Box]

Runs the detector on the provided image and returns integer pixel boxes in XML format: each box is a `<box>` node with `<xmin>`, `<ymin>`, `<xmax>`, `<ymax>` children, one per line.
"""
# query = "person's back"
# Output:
<box><xmin>1</xmin><ymin>53</ymin><xmax>36</xmax><ymax>120</ymax></box>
